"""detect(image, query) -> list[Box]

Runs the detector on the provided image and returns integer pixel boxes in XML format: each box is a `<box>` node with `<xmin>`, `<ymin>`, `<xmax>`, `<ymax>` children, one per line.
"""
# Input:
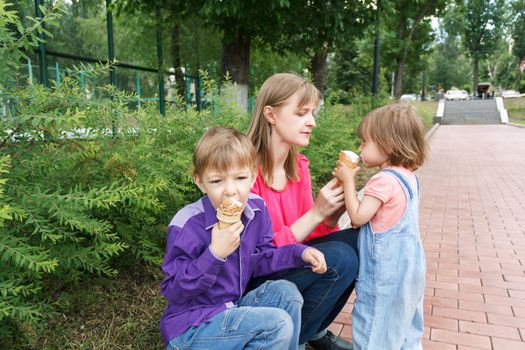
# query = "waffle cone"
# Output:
<box><xmin>217</xmin><ymin>211</ymin><xmax>242</xmax><ymax>229</ymax></box>
<box><xmin>338</xmin><ymin>151</ymin><xmax>359</xmax><ymax>169</ymax></box>
<box><xmin>216</xmin><ymin>197</ymin><xmax>243</xmax><ymax>229</ymax></box>
<box><xmin>218</xmin><ymin>221</ymin><xmax>233</xmax><ymax>229</ymax></box>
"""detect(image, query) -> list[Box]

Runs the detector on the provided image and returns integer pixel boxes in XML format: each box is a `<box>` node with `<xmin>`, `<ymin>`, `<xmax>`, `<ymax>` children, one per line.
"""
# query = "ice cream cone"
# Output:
<box><xmin>216</xmin><ymin>197</ymin><xmax>243</xmax><ymax>229</ymax></box>
<box><xmin>338</xmin><ymin>150</ymin><xmax>360</xmax><ymax>169</ymax></box>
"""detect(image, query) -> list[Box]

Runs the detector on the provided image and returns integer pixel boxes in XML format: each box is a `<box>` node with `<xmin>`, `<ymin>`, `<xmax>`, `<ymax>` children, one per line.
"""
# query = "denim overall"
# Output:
<box><xmin>352</xmin><ymin>169</ymin><xmax>426</xmax><ymax>350</ymax></box>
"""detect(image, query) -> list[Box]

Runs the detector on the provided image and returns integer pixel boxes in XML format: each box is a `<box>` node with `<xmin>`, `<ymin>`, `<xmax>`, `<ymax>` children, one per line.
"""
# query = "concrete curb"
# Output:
<box><xmin>426</xmin><ymin>123</ymin><xmax>439</xmax><ymax>140</ymax></box>
<box><xmin>507</xmin><ymin>122</ymin><xmax>525</xmax><ymax>128</ymax></box>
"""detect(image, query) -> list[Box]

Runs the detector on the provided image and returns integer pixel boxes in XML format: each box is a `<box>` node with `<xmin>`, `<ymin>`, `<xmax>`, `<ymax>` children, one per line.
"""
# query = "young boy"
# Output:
<box><xmin>160</xmin><ymin>127</ymin><xmax>327</xmax><ymax>350</ymax></box>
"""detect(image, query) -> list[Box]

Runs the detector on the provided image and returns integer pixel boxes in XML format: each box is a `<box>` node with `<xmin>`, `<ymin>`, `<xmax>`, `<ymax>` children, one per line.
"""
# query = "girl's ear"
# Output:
<box><xmin>194</xmin><ymin>175</ymin><xmax>206</xmax><ymax>194</ymax></box>
<box><xmin>249</xmin><ymin>169</ymin><xmax>257</xmax><ymax>188</ymax></box>
<box><xmin>263</xmin><ymin>106</ymin><xmax>276</xmax><ymax>125</ymax></box>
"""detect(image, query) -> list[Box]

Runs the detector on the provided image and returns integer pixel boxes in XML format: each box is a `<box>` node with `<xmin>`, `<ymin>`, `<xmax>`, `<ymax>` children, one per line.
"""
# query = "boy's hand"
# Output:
<box><xmin>332</xmin><ymin>160</ymin><xmax>360</xmax><ymax>185</ymax></box>
<box><xmin>209</xmin><ymin>221</ymin><xmax>244</xmax><ymax>260</ymax></box>
<box><xmin>302</xmin><ymin>247</ymin><xmax>327</xmax><ymax>274</ymax></box>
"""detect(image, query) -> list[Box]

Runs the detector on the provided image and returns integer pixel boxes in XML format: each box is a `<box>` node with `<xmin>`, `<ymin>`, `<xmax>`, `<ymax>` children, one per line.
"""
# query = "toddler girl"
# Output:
<box><xmin>333</xmin><ymin>102</ymin><xmax>427</xmax><ymax>350</ymax></box>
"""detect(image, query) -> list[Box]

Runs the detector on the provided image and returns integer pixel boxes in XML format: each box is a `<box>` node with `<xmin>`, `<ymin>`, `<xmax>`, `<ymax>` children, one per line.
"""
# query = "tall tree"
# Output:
<box><xmin>511</xmin><ymin>0</ymin><xmax>525</xmax><ymax>90</ymax></box>
<box><xmin>279</xmin><ymin>0</ymin><xmax>372</xmax><ymax>92</ymax></box>
<box><xmin>116</xmin><ymin>0</ymin><xmax>189</xmax><ymax>100</ymax></box>
<box><xmin>461</xmin><ymin>0</ymin><xmax>505</xmax><ymax>94</ymax></box>
<box><xmin>327</xmin><ymin>35</ymin><xmax>378</xmax><ymax>102</ymax></box>
<box><xmin>381</xmin><ymin>0</ymin><xmax>446</xmax><ymax>99</ymax></box>
<box><xmin>191</xmin><ymin>0</ymin><xmax>293</xmax><ymax>111</ymax></box>
<box><xmin>429</xmin><ymin>4</ymin><xmax>471</xmax><ymax>92</ymax></box>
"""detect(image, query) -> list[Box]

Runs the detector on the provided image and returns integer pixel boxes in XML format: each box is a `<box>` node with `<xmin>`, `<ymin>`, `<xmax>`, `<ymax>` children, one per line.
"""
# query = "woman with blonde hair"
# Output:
<box><xmin>247</xmin><ymin>73</ymin><xmax>359</xmax><ymax>350</ymax></box>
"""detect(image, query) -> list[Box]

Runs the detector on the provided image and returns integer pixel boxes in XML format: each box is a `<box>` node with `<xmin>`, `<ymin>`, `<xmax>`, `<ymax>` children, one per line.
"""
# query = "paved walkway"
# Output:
<box><xmin>330</xmin><ymin>124</ymin><xmax>525</xmax><ymax>349</ymax></box>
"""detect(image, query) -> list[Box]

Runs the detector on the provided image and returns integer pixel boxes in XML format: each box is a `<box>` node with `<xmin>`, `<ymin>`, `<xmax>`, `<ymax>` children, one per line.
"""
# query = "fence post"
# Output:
<box><xmin>196</xmin><ymin>74</ymin><xmax>202</xmax><ymax>111</ymax></box>
<box><xmin>185</xmin><ymin>67</ymin><xmax>191</xmax><ymax>109</ymax></box>
<box><xmin>106</xmin><ymin>0</ymin><xmax>117</xmax><ymax>86</ymax></box>
<box><xmin>27</xmin><ymin>59</ymin><xmax>34</xmax><ymax>83</ymax></box>
<box><xmin>372</xmin><ymin>0</ymin><xmax>380</xmax><ymax>96</ymax></box>
<box><xmin>34</xmin><ymin>0</ymin><xmax>49</xmax><ymax>87</ymax></box>
<box><xmin>155</xmin><ymin>0</ymin><xmax>166</xmax><ymax>115</ymax></box>
<box><xmin>55</xmin><ymin>62</ymin><xmax>61</xmax><ymax>90</ymax></box>
<box><xmin>136</xmin><ymin>72</ymin><xmax>142</xmax><ymax>107</ymax></box>
<box><xmin>80</xmin><ymin>71</ymin><xmax>88</xmax><ymax>98</ymax></box>
<box><xmin>106</xmin><ymin>0</ymin><xmax>117</xmax><ymax>136</ymax></box>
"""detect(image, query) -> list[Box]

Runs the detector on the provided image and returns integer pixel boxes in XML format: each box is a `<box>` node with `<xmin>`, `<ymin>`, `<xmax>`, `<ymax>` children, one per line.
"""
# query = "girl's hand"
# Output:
<box><xmin>302</xmin><ymin>247</ymin><xmax>327</xmax><ymax>274</ymax></box>
<box><xmin>332</xmin><ymin>161</ymin><xmax>360</xmax><ymax>185</ymax></box>
<box><xmin>209</xmin><ymin>221</ymin><xmax>244</xmax><ymax>259</ymax></box>
<box><xmin>313</xmin><ymin>177</ymin><xmax>345</xmax><ymax>220</ymax></box>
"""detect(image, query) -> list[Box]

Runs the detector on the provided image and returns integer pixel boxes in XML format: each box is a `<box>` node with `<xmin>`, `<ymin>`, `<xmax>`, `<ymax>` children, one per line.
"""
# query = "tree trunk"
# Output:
<box><xmin>170</xmin><ymin>22</ymin><xmax>185</xmax><ymax>102</ymax></box>
<box><xmin>221</xmin><ymin>34</ymin><xmax>251</xmax><ymax>111</ymax></box>
<box><xmin>473</xmin><ymin>57</ymin><xmax>479</xmax><ymax>96</ymax></box>
<box><xmin>310</xmin><ymin>48</ymin><xmax>328</xmax><ymax>93</ymax></box>
<box><xmin>394</xmin><ymin>58</ymin><xmax>406</xmax><ymax>99</ymax></box>
<box><xmin>393</xmin><ymin>15</ymin><xmax>407</xmax><ymax>100</ymax></box>
<box><xmin>515</xmin><ymin>56</ymin><xmax>524</xmax><ymax>91</ymax></box>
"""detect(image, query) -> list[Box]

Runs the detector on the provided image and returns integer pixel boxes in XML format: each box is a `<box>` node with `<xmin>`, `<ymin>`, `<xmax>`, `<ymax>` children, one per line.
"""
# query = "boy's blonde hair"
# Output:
<box><xmin>247</xmin><ymin>73</ymin><xmax>321</xmax><ymax>186</ymax></box>
<box><xmin>358</xmin><ymin>103</ymin><xmax>427</xmax><ymax>170</ymax></box>
<box><xmin>193</xmin><ymin>127</ymin><xmax>256</xmax><ymax>177</ymax></box>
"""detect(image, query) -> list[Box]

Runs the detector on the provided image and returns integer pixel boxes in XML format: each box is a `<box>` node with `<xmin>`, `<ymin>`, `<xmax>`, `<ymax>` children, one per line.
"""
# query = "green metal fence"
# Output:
<box><xmin>23</xmin><ymin>59</ymin><xmax>205</xmax><ymax>111</ymax></box>
<box><xmin>31</xmin><ymin>0</ymin><xmax>204</xmax><ymax>115</ymax></box>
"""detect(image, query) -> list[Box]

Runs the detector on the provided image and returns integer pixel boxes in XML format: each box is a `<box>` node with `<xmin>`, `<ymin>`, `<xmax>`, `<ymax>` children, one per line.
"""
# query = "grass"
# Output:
<box><xmin>503</xmin><ymin>96</ymin><xmax>525</xmax><ymax>124</ymax></box>
<box><xmin>12</xmin><ymin>101</ymin><xmax>439</xmax><ymax>350</ymax></box>
<box><xmin>339</xmin><ymin>99</ymin><xmax>437</xmax><ymax>131</ymax></box>
<box><xmin>18</xmin><ymin>265</ymin><xmax>166</xmax><ymax>350</ymax></box>
<box><xmin>411</xmin><ymin>100</ymin><xmax>438</xmax><ymax>130</ymax></box>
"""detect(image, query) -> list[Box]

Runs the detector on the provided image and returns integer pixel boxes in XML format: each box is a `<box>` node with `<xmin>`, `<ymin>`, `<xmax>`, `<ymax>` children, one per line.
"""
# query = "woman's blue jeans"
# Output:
<box><xmin>250</xmin><ymin>228</ymin><xmax>359</xmax><ymax>345</ymax></box>
<box><xmin>167</xmin><ymin>280</ymin><xmax>303</xmax><ymax>350</ymax></box>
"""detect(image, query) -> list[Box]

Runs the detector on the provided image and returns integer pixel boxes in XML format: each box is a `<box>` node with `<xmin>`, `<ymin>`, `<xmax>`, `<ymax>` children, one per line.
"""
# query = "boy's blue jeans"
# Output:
<box><xmin>249</xmin><ymin>237</ymin><xmax>359</xmax><ymax>345</ymax></box>
<box><xmin>167</xmin><ymin>280</ymin><xmax>303</xmax><ymax>350</ymax></box>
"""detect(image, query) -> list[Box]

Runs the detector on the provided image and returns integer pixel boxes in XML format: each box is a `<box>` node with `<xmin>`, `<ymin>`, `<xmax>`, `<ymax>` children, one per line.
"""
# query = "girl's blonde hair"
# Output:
<box><xmin>193</xmin><ymin>127</ymin><xmax>256</xmax><ymax>177</ymax></box>
<box><xmin>358</xmin><ymin>103</ymin><xmax>427</xmax><ymax>170</ymax></box>
<box><xmin>247</xmin><ymin>73</ymin><xmax>320</xmax><ymax>186</ymax></box>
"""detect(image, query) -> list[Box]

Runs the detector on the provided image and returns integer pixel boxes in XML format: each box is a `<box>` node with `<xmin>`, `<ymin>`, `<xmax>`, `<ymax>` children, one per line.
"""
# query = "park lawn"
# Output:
<box><xmin>341</xmin><ymin>100</ymin><xmax>437</xmax><ymax>131</ymax></box>
<box><xmin>503</xmin><ymin>96</ymin><xmax>525</xmax><ymax>124</ymax></box>
<box><xmin>411</xmin><ymin>100</ymin><xmax>438</xmax><ymax>130</ymax></box>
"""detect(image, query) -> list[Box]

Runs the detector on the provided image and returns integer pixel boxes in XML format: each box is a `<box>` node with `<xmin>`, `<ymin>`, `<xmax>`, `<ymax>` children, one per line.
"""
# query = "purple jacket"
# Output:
<box><xmin>160</xmin><ymin>193</ymin><xmax>310</xmax><ymax>344</ymax></box>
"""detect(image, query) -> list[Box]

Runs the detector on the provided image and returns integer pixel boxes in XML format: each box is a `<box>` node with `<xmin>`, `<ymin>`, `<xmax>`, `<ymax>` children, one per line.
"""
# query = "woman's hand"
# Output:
<box><xmin>302</xmin><ymin>247</ymin><xmax>327</xmax><ymax>274</ymax></box>
<box><xmin>312</xmin><ymin>177</ymin><xmax>345</xmax><ymax>221</ymax></box>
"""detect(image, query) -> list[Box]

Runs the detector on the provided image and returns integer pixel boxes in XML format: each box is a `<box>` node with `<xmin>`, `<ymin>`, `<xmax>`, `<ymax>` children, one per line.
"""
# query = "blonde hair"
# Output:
<box><xmin>247</xmin><ymin>73</ymin><xmax>321</xmax><ymax>186</ymax></box>
<box><xmin>193</xmin><ymin>127</ymin><xmax>256</xmax><ymax>177</ymax></box>
<box><xmin>358</xmin><ymin>102</ymin><xmax>427</xmax><ymax>170</ymax></box>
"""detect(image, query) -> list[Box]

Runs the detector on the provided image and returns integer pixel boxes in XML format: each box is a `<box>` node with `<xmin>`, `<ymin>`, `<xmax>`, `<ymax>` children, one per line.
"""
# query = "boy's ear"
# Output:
<box><xmin>263</xmin><ymin>106</ymin><xmax>276</xmax><ymax>125</ymax></box>
<box><xmin>194</xmin><ymin>175</ymin><xmax>206</xmax><ymax>194</ymax></box>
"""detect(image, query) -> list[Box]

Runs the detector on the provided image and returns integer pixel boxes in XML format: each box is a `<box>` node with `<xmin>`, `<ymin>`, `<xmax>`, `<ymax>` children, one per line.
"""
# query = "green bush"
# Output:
<box><xmin>0</xmin><ymin>73</ymin><xmax>252</xmax><ymax>342</ymax></box>
<box><xmin>0</xmin><ymin>3</ymin><xmax>387</xmax><ymax>346</ymax></box>
<box><xmin>0</xmin><ymin>3</ymin><xmax>249</xmax><ymax>343</ymax></box>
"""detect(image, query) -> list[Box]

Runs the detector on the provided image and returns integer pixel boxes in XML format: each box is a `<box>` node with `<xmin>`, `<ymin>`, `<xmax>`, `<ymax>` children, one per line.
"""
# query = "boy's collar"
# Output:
<box><xmin>202</xmin><ymin>195</ymin><xmax>257</xmax><ymax>231</ymax></box>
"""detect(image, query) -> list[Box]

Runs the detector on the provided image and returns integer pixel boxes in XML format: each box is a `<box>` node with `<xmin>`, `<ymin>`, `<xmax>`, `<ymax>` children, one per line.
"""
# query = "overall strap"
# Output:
<box><xmin>381</xmin><ymin>168</ymin><xmax>417</xmax><ymax>200</ymax></box>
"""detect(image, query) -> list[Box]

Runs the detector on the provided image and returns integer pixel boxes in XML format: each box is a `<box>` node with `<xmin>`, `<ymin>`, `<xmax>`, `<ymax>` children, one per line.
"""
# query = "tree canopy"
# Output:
<box><xmin>461</xmin><ymin>0</ymin><xmax>506</xmax><ymax>92</ymax></box>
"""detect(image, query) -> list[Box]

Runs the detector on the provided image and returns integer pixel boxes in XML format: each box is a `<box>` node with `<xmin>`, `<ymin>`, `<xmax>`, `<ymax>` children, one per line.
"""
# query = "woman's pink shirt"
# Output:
<box><xmin>251</xmin><ymin>154</ymin><xmax>338</xmax><ymax>247</ymax></box>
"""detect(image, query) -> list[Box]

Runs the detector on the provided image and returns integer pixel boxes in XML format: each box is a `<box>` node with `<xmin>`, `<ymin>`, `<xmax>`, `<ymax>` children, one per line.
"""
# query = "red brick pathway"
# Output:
<box><xmin>330</xmin><ymin>125</ymin><xmax>525</xmax><ymax>349</ymax></box>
